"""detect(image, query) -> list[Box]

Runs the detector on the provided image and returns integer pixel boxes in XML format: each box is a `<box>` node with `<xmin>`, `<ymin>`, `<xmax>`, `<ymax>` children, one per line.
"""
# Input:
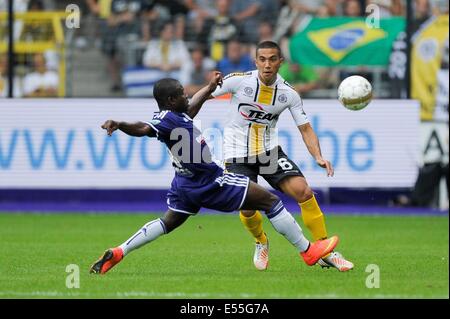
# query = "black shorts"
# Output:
<box><xmin>224</xmin><ymin>146</ymin><xmax>304</xmax><ymax>191</ymax></box>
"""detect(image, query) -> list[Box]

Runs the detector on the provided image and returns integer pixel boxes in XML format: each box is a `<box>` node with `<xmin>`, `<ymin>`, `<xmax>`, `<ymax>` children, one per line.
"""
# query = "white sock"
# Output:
<box><xmin>119</xmin><ymin>219</ymin><xmax>166</xmax><ymax>256</ymax></box>
<box><xmin>268</xmin><ymin>208</ymin><xmax>310</xmax><ymax>252</ymax></box>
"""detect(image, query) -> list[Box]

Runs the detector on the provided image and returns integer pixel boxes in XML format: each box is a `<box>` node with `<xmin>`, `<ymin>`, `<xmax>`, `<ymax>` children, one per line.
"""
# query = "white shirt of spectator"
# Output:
<box><xmin>0</xmin><ymin>76</ymin><xmax>23</xmax><ymax>98</ymax></box>
<box><xmin>0</xmin><ymin>0</ymin><xmax>29</xmax><ymax>40</ymax></box>
<box><xmin>212</xmin><ymin>70</ymin><xmax>309</xmax><ymax>160</ymax></box>
<box><xmin>143</xmin><ymin>40</ymin><xmax>190</xmax><ymax>72</ymax></box>
<box><xmin>0</xmin><ymin>0</ymin><xmax>28</xmax><ymax>12</ymax></box>
<box><xmin>22</xmin><ymin>70</ymin><xmax>58</xmax><ymax>96</ymax></box>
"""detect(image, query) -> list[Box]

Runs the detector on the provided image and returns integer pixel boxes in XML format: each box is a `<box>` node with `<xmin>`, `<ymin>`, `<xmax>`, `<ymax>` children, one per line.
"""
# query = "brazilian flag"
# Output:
<box><xmin>289</xmin><ymin>17</ymin><xmax>405</xmax><ymax>66</ymax></box>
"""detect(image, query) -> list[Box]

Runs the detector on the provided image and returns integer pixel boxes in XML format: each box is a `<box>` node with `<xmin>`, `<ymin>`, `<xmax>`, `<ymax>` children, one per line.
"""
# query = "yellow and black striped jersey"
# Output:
<box><xmin>212</xmin><ymin>70</ymin><xmax>309</xmax><ymax>160</ymax></box>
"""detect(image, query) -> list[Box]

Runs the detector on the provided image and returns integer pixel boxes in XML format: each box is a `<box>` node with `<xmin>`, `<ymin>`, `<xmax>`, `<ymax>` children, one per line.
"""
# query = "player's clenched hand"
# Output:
<box><xmin>208</xmin><ymin>71</ymin><xmax>223</xmax><ymax>90</ymax></box>
<box><xmin>316</xmin><ymin>158</ymin><xmax>334</xmax><ymax>177</ymax></box>
<box><xmin>101</xmin><ymin>120</ymin><xmax>119</xmax><ymax>136</ymax></box>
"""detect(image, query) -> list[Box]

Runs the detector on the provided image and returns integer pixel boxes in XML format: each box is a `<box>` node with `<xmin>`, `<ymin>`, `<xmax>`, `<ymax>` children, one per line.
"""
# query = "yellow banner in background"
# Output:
<box><xmin>411</xmin><ymin>15</ymin><xmax>449</xmax><ymax>121</ymax></box>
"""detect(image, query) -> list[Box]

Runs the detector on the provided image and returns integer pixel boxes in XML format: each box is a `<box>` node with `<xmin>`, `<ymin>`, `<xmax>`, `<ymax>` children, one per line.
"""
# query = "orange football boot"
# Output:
<box><xmin>300</xmin><ymin>236</ymin><xmax>339</xmax><ymax>266</ymax></box>
<box><xmin>90</xmin><ymin>247</ymin><xmax>123</xmax><ymax>274</ymax></box>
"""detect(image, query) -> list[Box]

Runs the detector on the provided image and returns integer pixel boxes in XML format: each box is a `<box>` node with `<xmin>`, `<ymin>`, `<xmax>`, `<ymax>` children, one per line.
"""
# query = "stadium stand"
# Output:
<box><xmin>0</xmin><ymin>0</ymin><xmax>73</xmax><ymax>97</ymax></box>
<box><xmin>0</xmin><ymin>0</ymin><xmax>420</xmax><ymax>98</ymax></box>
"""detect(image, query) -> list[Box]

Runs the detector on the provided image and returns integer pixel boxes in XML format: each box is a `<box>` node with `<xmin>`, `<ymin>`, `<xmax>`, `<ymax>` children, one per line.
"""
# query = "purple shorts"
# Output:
<box><xmin>167</xmin><ymin>171</ymin><xmax>250</xmax><ymax>215</ymax></box>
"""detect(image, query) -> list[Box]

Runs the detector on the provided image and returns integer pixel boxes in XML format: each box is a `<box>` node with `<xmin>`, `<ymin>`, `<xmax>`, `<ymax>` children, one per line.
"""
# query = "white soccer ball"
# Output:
<box><xmin>337</xmin><ymin>75</ymin><xmax>373</xmax><ymax>111</ymax></box>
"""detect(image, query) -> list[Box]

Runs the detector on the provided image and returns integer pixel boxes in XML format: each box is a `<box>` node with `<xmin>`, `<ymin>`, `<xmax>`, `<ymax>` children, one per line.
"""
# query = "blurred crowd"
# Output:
<box><xmin>0</xmin><ymin>0</ymin><xmax>448</xmax><ymax>97</ymax></box>
<box><xmin>0</xmin><ymin>0</ymin><xmax>59</xmax><ymax>97</ymax></box>
<box><xmin>83</xmin><ymin>0</ymin><xmax>410</xmax><ymax>96</ymax></box>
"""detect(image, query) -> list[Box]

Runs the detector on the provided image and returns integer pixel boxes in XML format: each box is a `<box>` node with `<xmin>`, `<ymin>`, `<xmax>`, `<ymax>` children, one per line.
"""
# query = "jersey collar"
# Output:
<box><xmin>254</xmin><ymin>70</ymin><xmax>282</xmax><ymax>88</ymax></box>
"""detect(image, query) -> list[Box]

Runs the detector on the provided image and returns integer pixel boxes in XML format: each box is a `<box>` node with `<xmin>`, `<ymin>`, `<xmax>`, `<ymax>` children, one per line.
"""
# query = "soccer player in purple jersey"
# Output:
<box><xmin>90</xmin><ymin>73</ymin><xmax>339</xmax><ymax>274</ymax></box>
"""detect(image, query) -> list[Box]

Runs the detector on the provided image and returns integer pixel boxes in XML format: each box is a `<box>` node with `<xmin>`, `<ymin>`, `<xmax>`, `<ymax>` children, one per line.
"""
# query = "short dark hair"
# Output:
<box><xmin>153</xmin><ymin>78</ymin><xmax>180</xmax><ymax>109</ymax></box>
<box><xmin>256</xmin><ymin>41</ymin><xmax>282</xmax><ymax>58</ymax></box>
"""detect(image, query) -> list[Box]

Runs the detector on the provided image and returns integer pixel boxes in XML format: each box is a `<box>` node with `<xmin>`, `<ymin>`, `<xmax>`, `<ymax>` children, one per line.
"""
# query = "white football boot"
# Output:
<box><xmin>318</xmin><ymin>251</ymin><xmax>354</xmax><ymax>272</ymax></box>
<box><xmin>253</xmin><ymin>239</ymin><xmax>269</xmax><ymax>270</ymax></box>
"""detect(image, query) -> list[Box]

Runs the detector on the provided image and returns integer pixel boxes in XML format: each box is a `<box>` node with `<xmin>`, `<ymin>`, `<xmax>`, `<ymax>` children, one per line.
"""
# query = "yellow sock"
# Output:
<box><xmin>299</xmin><ymin>195</ymin><xmax>328</xmax><ymax>241</ymax></box>
<box><xmin>239</xmin><ymin>211</ymin><xmax>267</xmax><ymax>244</ymax></box>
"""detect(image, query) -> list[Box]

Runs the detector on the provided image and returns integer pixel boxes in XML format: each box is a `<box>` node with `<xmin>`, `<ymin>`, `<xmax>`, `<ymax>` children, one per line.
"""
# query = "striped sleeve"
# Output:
<box><xmin>211</xmin><ymin>73</ymin><xmax>246</xmax><ymax>97</ymax></box>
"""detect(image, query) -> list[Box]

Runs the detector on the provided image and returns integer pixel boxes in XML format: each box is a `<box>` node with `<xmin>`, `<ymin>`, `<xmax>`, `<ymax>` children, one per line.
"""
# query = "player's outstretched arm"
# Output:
<box><xmin>101</xmin><ymin>120</ymin><xmax>154</xmax><ymax>137</ymax></box>
<box><xmin>298</xmin><ymin>123</ymin><xmax>334</xmax><ymax>177</ymax></box>
<box><xmin>186</xmin><ymin>71</ymin><xmax>223</xmax><ymax>119</ymax></box>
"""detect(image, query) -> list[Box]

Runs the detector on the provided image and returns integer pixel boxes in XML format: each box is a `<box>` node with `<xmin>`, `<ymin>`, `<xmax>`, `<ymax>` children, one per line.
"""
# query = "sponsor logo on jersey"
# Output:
<box><xmin>238</xmin><ymin>103</ymin><xmax>278</xmax><ymax>123</ymax></box>
<box><xmin>278</xmin><ymin>94</ymin><xmax>287</xmax><ymax>103</ymax></box>
<box><xmin>244</xmin><ymin>87</ymin><xmax>254</xmax><ymax>96</ymax></box>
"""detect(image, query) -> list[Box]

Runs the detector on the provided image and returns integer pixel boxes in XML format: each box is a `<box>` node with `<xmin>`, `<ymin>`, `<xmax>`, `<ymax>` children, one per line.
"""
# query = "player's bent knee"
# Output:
<box><xmin>160</xmin><ymin>217</ymin><xmax>183</xmax><ymax>234</ymax></box>
<box><xmin>301</xmin><ymin>187</ymin><xmax>314</xmax><ymax>202</ymax></box>
<box><xmin>159</xmin><ymin>217</ymin><xmax>173</xmax><ymax>233</ymax></box>
<box><xmin>263</xmin><ymin>193</ymin><xmax>280</xmax><ymax>211</ymax></box>
<box><xmin>269</xmin><ymin>192</ymin><xmax>280</xmax><ymax>205</ymax></box>
<box><xmin>291</xmin><ymin>185</ymin><xmax>313</xmax><ymax>203</ymax></box>
<box><xmin>161</xmin><ymin>211</ymin><xmax>190</xmax><ymax>233</ymax></box>
<box><xmin>241</xmin><ymin>210</ymin><xmax>257</xmax><ymax>217</ymax></box>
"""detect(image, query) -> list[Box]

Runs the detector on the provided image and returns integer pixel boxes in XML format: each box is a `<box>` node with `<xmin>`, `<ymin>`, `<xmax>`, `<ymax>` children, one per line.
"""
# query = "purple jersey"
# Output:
<box><xmin>146</xmin><ymin>110</ymin><xmax>250</xmax><ymax>215</ymax></box>
<box><xmin>146</xmin><ymin>111</ymin><xmax>222</xmax><ymax>186</ymax></box>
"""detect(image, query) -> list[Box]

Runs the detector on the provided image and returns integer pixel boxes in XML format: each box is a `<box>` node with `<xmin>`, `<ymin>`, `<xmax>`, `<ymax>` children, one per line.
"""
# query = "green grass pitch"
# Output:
<box><xmin>0</xmin><ymin>213</ymin><xmax>448</xmax><ymax>299</ymax></box>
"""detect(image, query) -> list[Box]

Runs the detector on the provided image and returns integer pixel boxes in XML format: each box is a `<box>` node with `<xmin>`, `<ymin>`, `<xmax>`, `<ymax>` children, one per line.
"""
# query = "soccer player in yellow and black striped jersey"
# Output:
<box><xmin>196</xmin><ymin>41</ymin><xmax>353</xmax><ymax>272</ymax></box>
